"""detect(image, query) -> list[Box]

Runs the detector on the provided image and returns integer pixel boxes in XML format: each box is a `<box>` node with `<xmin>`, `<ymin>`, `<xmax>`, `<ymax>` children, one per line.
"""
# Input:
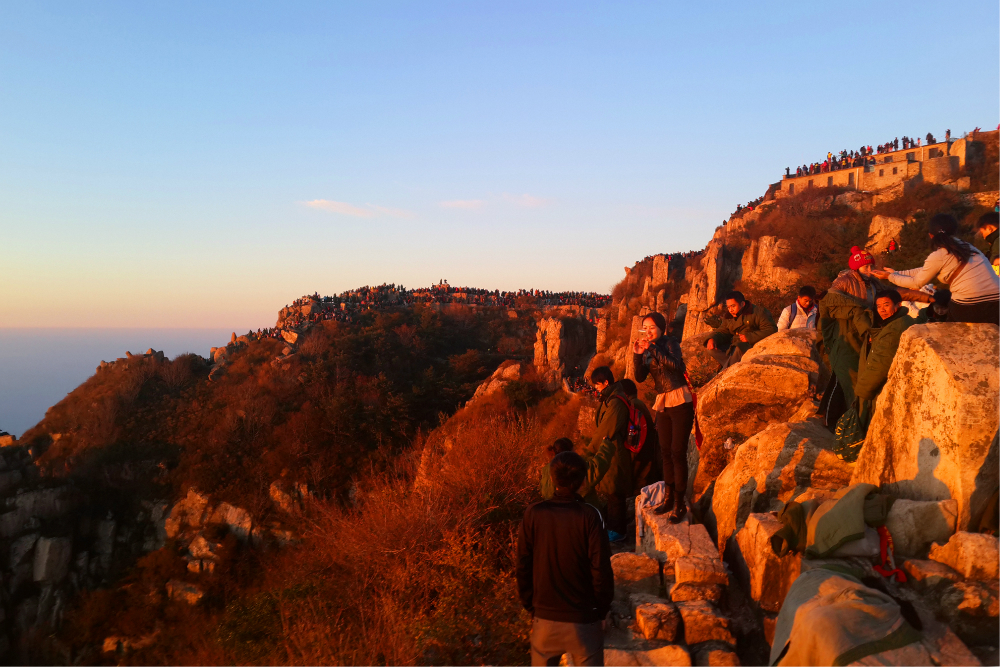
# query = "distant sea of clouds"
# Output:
<box><xmin>0</xmin><ymin>328</ymin><xmax>238</xmax><ymax>437</ymax></box>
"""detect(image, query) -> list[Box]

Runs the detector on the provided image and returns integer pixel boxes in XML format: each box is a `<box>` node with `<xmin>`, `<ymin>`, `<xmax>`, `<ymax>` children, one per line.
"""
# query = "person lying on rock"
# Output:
<box><xmin>776</xmin><ymin>285</ymin><xmax>818</xmax><ymax>331</ymax></box>
<box><xmin>871</xmin><ymin>213</ymin><xmax>999</xmax><ymax>324</ymax></box>
<box><xmin>517</xmin><ymin>451</ymin><xmax>613</xmax><ymax>667</ymax></box>
<box><xmin>539</xmin><ymin>437</ymin><xmax>617</xmax><ymax>511</ymax></box>
<box><xmin>703</xmin><ymin>290</ymin><xmax>777</xmax><ymax>370</ymax></box>
<box><xmin>617</xmin><ymin>378</ymin><xmax>662</xmax><ymax>502</ymax></box>
<box><xmin>586</xmin><ymin>366</ymin><xmax>633</xmax><ymax>543</ymax></box>
<box><xmin>631</xmin><ymin>312</ymin><xmax>692</xmax><ymax>523</ymax></box>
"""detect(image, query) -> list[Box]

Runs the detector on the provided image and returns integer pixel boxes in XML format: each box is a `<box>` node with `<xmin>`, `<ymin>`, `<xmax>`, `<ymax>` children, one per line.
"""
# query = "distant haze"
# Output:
<box><xmin>0</xmin><ymin>328</ymin><xmax>237</xmax><ymax>437</ymax></box>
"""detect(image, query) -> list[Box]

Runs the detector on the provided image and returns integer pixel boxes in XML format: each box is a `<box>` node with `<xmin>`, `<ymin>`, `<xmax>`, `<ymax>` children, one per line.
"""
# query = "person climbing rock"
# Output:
<box><xmin>517</xmin><ymin>451</ymin><xmax>613</xmax><ymax>666</ymax></box>
<box><xmin>704</xmin><ymin>291</ymin><xmax>777</xmax><ymax>370</ymax></box>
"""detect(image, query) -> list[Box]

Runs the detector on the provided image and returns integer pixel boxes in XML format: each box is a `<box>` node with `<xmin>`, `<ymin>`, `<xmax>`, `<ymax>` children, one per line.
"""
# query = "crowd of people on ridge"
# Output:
<box><xmin>784</xmin><ymin>131</ymin><xmax>950</xmax><ymax>178</ymax></box>
<box><xmin>516</xmin><ymin>210</ymin><xmax>999</xmax><ymax>665</ymax></box>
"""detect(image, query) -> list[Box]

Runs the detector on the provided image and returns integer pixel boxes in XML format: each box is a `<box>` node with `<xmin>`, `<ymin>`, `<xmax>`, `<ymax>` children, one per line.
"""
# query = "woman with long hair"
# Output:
<box><xmin>632</xmin><ymin>312</ymin><xmax>693</xmax><ymax>524</ymax></box>
<box><xmin>872</xmin><ymin>214</ymin><xmax>999</xmax><ymax>324</ymax></box>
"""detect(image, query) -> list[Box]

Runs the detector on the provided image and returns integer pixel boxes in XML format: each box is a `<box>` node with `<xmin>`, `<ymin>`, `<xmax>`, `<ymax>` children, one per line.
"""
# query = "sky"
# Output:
<box><xmin>1</xmin><ymin>1</ymin><xmax>998</xmax><ymax>329</ymax></box>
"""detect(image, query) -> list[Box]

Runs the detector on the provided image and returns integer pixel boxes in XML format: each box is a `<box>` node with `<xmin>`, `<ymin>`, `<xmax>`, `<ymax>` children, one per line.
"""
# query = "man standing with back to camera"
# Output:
<box><xmin>517</xmin><ymin>451</ymin><xmax>614</xmax><ymax>666</ymax></box>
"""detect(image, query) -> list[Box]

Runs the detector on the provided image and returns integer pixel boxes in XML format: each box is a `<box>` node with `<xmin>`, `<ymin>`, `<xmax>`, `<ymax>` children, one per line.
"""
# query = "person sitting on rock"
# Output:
<box><xmin>517</xmin><ymin>451</ymin><xmax>613</xmax><ymax>667</ymax></box>
<box><xmin>973</xmin><ymin>211</ymin><xmax>999</xmax><ymax>275</ymax></box>
<box><xmin>871</xmin><ymin>214</ymin><xmax>999</xmax><ymax>324</ymax></box>
<box><xmin>777</xmin><ymin>285</ymin><xmax>818</xmax><ymax>331</ymax></box>
<box><xmin>539</xmin><ymin>437</ymin><xmax>617</xmax><ymax>510</ymax></box>
<box><xmin>586</xmin><ymin>366</ymin><xmax>632</xmax><ymax>543</ymax></box>
<box><xmin>631</xmin><ymin>313</ymin><xmax>692</xmax><ymax>523</ymax></box>
<box><xmin>704</xmin><ymin>291</ymin><xmax>777</xmax><ymax>370</ymax></box>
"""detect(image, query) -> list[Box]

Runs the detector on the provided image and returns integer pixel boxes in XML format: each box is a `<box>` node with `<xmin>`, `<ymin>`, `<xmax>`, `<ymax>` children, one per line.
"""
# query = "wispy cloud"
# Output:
<box><xmin>503</xmin><ymin>193</ymin><xmax>551</xmax><ymax>208</ymax></box>
<box><xmin>439</xmin><ymin>199</ymin><xmax>485</xmax><ymax>210</ymax></box>
<box><xmin>302</xmin><ymin>199</ymin><xmax>413</xmax><ymax>218</ymax></box>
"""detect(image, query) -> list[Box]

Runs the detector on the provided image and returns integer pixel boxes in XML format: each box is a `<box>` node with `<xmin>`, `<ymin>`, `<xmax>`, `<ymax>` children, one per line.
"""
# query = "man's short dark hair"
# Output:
<box><xmin>798</xmin><ymin>285</ymin><xmax>817</xmax><ymax>299</ymax></box>
<box><xmin>547</xmin><ymin>438</ymin><xmax>574</xmax><ymax>458</ymax></box>
<box><xmin>550</xmin><ymin>451</ymin><xmax>587</xmax><ymax>492</ymax></box>
<box><xmin>642</xmin><ymin>312</ymin><xmax>666</xmax><ymax>332</ymax></box>
<box><xmin>975</xmin><ymin>211</ymin><xmax>999</xmax><ymax>231</ymax></box>
<box><xmin>875</xmin><ymin>289</ymin><xmax>902</xmax><ymax>305</ymax></box>
<box><xmin>619</xmin><ymin>378</ymin><xmax>637</xmax><ymax>398</ymax></box>
<box><xmin>724</xmin><ymin>290</ymin><xmax>745</xmax><ymax>304</ymax></box>
<box><xmin>590</xmin><ymin>366</ymin><xmax>614</xmax><ymax>385</ymax></box>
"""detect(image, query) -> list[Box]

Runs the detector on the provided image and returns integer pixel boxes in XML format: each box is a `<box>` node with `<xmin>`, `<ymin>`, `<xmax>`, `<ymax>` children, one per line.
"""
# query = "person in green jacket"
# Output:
<box><xmin>974</xmin><ymin>211</ymin><xmax>999</xmax><ymax>275</ymax></box>
<box><xmin>586</xmin><ymin>366</ymin><xmax>631</xmax><ymax>542</ymax></box>
<box><xmin>853</xmin><ymin>289</ymin><xmax>920</xmax><ymax>403</ymax></box>
<box><xmin>538</xmin><ymin>437</ymin><xmax>617</xmax><ymax>509</ymax></box>
<box><xmin>704</xmin><ymin>290</ymin><xmax>777</xmax><ymax>369</ymax></box>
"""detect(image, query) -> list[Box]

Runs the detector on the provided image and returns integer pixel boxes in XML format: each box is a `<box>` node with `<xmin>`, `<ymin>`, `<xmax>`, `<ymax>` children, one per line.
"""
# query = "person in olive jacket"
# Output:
<box><xmin>853</xmin><ymin>289</ymin><xmax>921</xmax><ymax>403</ymax></box>
<box><xmin>585</xmin><ymin>366</ymin><xmax>632</xmax><ymax>542</ymax></box>
<box><xmin>704</xmin><ymin>290</ymin><xmax>778</xmax><ymax>369</ymax></box>
<box><xmin>632</xmin><ymin>312</ymin><xmax>692</xmax><ymax>523</ymax></box>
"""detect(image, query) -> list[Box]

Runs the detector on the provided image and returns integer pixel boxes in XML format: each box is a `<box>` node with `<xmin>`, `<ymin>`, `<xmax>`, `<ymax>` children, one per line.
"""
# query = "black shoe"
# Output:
<box><xmin>668</xmin><ymin>505</ymin><xmax>687</xmax><ymax>524</ymax></box>
<box><xmin>653</xmin><ymin>502</ymin><xmax>670</xmax><ymax>516</ymax></box>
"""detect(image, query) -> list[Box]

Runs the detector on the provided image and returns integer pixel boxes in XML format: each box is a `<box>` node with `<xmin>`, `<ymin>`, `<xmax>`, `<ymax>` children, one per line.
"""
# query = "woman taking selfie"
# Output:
<box><xmin>632</xmin><ymin>312</ymin><xmax>693</xmax><ymax>523</ymax></box>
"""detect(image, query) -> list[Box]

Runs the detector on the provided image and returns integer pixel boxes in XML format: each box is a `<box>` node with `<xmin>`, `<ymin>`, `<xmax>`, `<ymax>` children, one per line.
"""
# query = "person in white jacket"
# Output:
<box><xmin>777</xmin><ymin>285</ymin><xmax>819</xmax><ymax>330</ymax></box>
<box><xmin>871</xmin><ymin>214</ymin><xmax>999</xmax><ymax>324</ymax></box>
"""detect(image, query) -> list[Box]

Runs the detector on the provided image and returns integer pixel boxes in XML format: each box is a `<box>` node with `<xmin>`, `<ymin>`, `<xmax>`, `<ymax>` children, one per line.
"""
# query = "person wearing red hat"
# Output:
<box><xmin>819</xmin><ymin>247</ymin><xmax>933</xmax><ymax>429</ymax></box>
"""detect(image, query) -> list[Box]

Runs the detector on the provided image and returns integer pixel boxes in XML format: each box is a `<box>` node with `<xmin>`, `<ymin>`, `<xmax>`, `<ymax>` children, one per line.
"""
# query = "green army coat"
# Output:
<box><xmin>819</xmin><ymin>290</ymin><xmax>870</xmax><ymax>405</ymax></box>
<box><xmin>853</xmin><ymin>307</ymin><xmax>919</xmax><ymax>401</ymax></box>
<box><xmin>708</xmin><ymin>301</ymin><xmax>778</xmax><ymax>354</ymax></box>
<box><xmin>586</xmin><ymin>382</ymin><xmax>632</xmax><ymax>498</ymax></box>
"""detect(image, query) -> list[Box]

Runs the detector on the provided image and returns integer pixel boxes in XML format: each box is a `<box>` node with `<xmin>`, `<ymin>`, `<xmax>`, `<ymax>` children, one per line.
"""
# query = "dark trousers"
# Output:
<box><xmin>707</xmin><ymin>345</ymin><xmax>744</xmax><ymax>370</ymax></box>
<box><xmin>604</xmin><ymin>494</ymin><xmax>627</xmax><ymax>535</ymax></box>
<box><xmin>656</xmin><ymin>403</ymin><xmax>695</xmax><ymax>499</ymax></box>
<box><xmin>530</xmin><ymin>617</ymin><xmax>604</xmax><ymax>666</ymax></box>
<box><xmin>948</xmin><ymin>299</ymin><xmax>1000</xmax><ymax>324</ymax></box>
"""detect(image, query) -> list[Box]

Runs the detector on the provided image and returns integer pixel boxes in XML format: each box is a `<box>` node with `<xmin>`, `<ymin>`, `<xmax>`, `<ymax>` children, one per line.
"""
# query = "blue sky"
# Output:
<box><xmin>1</xmin><ymin>1</ymin><xmax>997</xmax><ymax>328</ymax></box>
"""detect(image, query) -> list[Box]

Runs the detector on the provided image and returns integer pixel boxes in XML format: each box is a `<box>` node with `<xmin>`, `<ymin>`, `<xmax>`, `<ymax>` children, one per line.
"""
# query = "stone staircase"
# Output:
<box><xmin>603</xmin><ymin>508</ymin><xmax>743</xmax><ymax>666</ymax></box>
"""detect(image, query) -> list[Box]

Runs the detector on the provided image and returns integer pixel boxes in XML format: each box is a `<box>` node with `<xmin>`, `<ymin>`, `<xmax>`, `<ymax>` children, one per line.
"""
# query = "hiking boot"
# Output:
<box><xmin>668</xmin><ymin>505</ymin><xmax>687</xmax><ymax>524</ymax></box>
<box><xmin>652</xmin><ymin>502</ymin><xmax>671</xmax><ymax>516</ymax></box>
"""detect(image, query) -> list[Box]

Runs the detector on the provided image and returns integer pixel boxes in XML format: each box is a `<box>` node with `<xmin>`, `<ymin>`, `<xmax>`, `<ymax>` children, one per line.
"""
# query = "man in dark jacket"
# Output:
<box><xmin>853</xmin><ymin>290</ymin><xmax>919</xmax><ymax>402</ymax></box>
<box><xmin>974</xmin><ymin>212</ymin><xmax>999</xmax><ymax>275</ymax></box>
<box><xmin>586</xmin><ymin>366</ymin><xmax>632</xmax><ymax>542</ymax></box>
<box><xmin>517</xmin><ymin>451</ymin><xmax>613</xmax><ymax>666</ymax></box>
<box><xmin>704</xmin><ymin>291</ymin><xmax>778</xmax><ymax>369</ymax></box>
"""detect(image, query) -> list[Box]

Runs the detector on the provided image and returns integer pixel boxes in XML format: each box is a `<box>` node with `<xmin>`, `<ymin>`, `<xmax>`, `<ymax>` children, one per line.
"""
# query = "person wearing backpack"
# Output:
<box><xmin>586</xmin><ymin>366</ymin><xmax>632</xmax><ymax>542</ymax></box>
<box><xmin>776</xmin><ymin>286</ymin><xmax>818</xmax><ymax>331</ymax></box>
<box><xmin>632</xmin><ymin>312</ymin><xmax>693</xmax><ymax>524</ymax></box>
<box><xmin>618</xmin><ymin>379</ymin><xmax>662</xmax><ymax>494</ymax></box>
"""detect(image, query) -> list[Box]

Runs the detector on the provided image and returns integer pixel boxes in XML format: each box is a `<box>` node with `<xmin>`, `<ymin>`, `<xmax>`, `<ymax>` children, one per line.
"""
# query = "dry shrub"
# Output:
<box><xmin>249</xmin><ymin>408</ymin><xmax>539</xmax><ymax>665</ymax></box>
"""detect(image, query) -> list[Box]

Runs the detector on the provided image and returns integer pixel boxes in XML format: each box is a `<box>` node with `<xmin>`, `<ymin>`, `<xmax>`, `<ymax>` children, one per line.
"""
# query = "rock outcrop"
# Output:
<box><xmin>740</xmin><ymin>236</ymin><xmax>801</xmax><ymax>292</ymax></box>
<box><xmin>866</xmin><ymin>215</ymin><xmax>905</xmax><ymax>254</ymax></box>
<box><xmin>681</xmin><ymin>241</ymin><xmax>741</xmax><ymax>340</ymax></box>
<box><xmin>851</xmin><ymin>323</ymin><xmax>999</xmax><ymax>531</ymax></box>
<box><xmin>708</xmin><ymin>420</ymin><xmax>852</xmax><ymax>555</ymax></box>
<box><xmin>533</xmin><ymin>316</ymin><xmax>597</xmax><ymax>385</ymax></box>
<box><xmin>692</xmin><ymin>330</ymin><xmax>824</xmax><ymax>496</ymax></box>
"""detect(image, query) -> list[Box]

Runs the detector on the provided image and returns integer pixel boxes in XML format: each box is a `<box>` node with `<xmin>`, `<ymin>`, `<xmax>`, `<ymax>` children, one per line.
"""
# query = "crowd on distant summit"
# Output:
<box><xmin>785</xmin><ymin>131</ymin><xmax>950</xmax><ymax>178</ymax></box>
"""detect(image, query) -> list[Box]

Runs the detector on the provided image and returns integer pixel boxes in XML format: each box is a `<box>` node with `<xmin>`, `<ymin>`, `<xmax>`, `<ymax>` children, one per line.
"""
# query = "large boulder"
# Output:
<box><xmin>534</xmin><ymin>316</ymin><xmax>597</xmax><ymax>384</ymax></box>
<box><xmin>883</xmin><ymin>499</ymin><xmax>957</xmax><ymax>557</ymax></box>
<box><xmin>692</xmin><ymin>335</ymin><xmax>823</xmax><ymax>496</ymax></box>
<box><xmin>741</xmin><ymin>236</ymin><xmax>802</xmax><ymax>292</ymax></box>
<box><xmin>851</xmin><ymin>323</ymin><xmax>999</xmax><ymax>531</ymax></box>
<box><xmin>732</xmin><ymin>513</ymin><xmax>802</xmax><ymax>613</ymax></box>
<box><xmin>708</xmin><ymin>420</ymin><xmax>852</xmax><ymax>554</ymax></box>
<box><xmin>929</xmin><ymin>531</ymin><xmax>1000</xmax><ymax>582</ymax></box>
<box><xmin>865</xmin><ymin>215</ymin><xmax>905</xmax><ymax>254</ymax></box>
<box><xmin>680</xmin><ymin>332</ymin><xmax>719</xmax><ymax>387</ymax></box>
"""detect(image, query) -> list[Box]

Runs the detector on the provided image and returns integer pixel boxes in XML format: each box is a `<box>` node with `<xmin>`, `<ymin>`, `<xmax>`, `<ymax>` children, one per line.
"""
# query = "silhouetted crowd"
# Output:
<box><xmin>785</xmin><ymin>131</ymin><xmax>950</xmax><ymax>178</ymax></box>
